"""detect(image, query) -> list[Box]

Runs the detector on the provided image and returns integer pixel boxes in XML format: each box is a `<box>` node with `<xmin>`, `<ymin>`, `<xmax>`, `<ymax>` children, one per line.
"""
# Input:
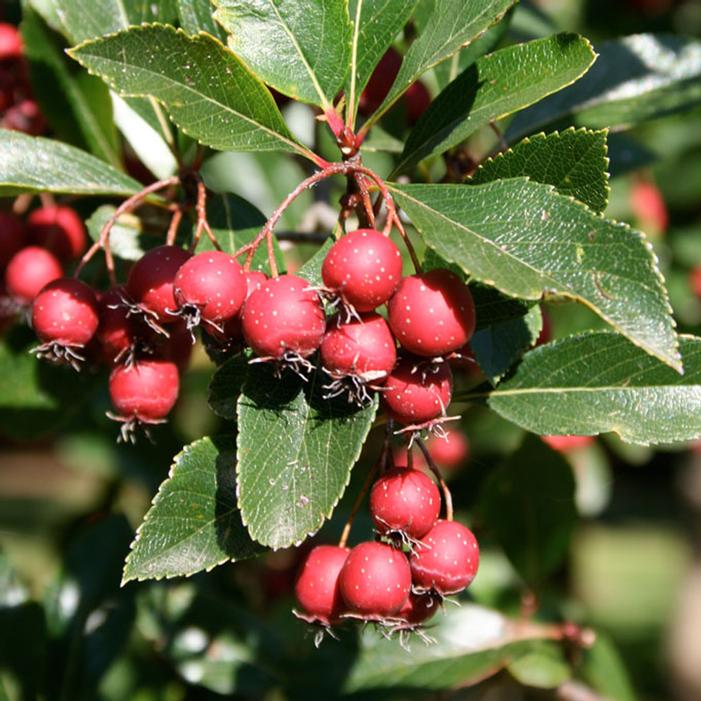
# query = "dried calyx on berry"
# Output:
<box><xmin>30</xmin><ymin>278</ymin><xmax>99</xmax><ymax>369</ymax></box>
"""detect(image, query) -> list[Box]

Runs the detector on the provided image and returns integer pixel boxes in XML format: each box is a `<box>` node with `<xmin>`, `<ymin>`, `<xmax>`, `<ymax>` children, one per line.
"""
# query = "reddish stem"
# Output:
<box><xmin>415</xmin><ymin>438</ymin><xmax>453</xmax><ymax>521</ymax></box>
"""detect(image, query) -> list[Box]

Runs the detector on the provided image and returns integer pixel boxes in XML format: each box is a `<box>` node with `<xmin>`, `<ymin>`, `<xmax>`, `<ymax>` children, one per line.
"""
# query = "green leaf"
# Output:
<box><xmin>208</xmin><ymin>354</ymin><xmax>249</xmax><ymax>420</ymax></box>
<box><xmin>472</xmin><ymin>304</ymin><xmax>543</xmax><ymax>384</ymax></box>
<box><xmin>123</xmin><ymin>436</ymin><xmax>264</xmax><ymax>582</ymax></box>
<box><xmin>21</xmin><ymin>8</ymin><xmax>120</xmax><ymax>168</ymax></box>
<box><xmin>296</xmin><ymin>238</ymin><xmax>334</xmax><ymax>288</ymax></box>
<box><xmin>86</xmin><ymin>205</ymin><xmax>145</xmax><ymax>262</ymax></box>
<box><xmin>69</xmin><ymin>25</ymin><xmax>308</xmax><ymax>157</ymax></box>
<box><xmin>507</xmin><ymin>641</ymin><xmax>572</xmax><ymax>689</ymax></box>
<box><xmin>200</xmin><ymin>193</ymin><xmax>284</xmax><ymax>274</ymax></box>
<box><xmin>394</xmin><ymin>33</ymin><xmax>596</xmax><ymax>173</ymax></box>
<box><xmin>177</xmin><ymin>0</ymin><xmax>227</xmax><ymax>40</ymax></box>
<box><xmin>507</xmin><ymin>34</ymin><xmax>701</xmax><ymax>142</ymax></box>
<box><xmin>0</xmin><ymin>328</ymin><xmax>99</xmax><ymax>441</ymax></box>
<box><xmin>346</xmin><ymin>0</ymin><xmax>418</xmax><ymax>123</ymax></box>
<box><xmin>481</xmin><ymin>332</ymin><xmax>701</xmax><ymax>446</ymax></box>
<box><xmin>481</xmin><ymin>435</ymin><xmax>577</xmax><ymax>585</ymax></box>
<box><xmin>367</xmin><ymin>0</ymin><xmax>516</xmax><ymax>126</ymax></box>
<box><xmin>471</xmin><ymin>128</ymin><xmax>610</xmax><ymax>213</ymax></box>
<box><xmin>0</xmin><ymin>130</ymin><xmax>140</xmax><ymax>196</ymax></box>
<box><xmin>471</xmin><ymin>283</ymin><xmax>535</xmax><ymax>331</ymax></box>
<box><xmin>390</xmin><ymin>179</ymin><xmax>680</xmax><ymax>371</ymax></box>
<box><xmin>580</xmin><ymin>631</ymin><xmax>638</xmax><ymax>701</ymax></box>
<box><xmin>237</xmin><ymin>365</ymin><xmax>377</xmax><ymax>549</ymax></box>
<box><xmin>341</xmin><ymin>604</ymin><xmax>562</xmax><ymax>693</ymax></box>
<box><xmin>213</xmin><ymin>0</ymin><xmax>352</xmax><ymax>107</ymax></box>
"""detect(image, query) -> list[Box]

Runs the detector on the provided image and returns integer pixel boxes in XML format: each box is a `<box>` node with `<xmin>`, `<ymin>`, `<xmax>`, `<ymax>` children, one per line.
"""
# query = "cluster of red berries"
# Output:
<box><xmin>294</xmin><ymin>462</ymin><xmax>479</xmax><ymax>640</ymax></box>
<box><xmin>0</xmin><ymin>23</ymin><xmax>45</xmax><ymax>135</ymax></box>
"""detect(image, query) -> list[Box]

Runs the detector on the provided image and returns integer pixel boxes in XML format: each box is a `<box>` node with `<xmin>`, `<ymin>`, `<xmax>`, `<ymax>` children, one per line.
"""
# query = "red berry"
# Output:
<box><xmin>397</xmin><ymin>592</ymin><xmax>440</xmax><ymax>627</ymax></box>
<box><xmin>294</xmin><ymin>545</ymin><xmax>349</xmax><ymax>625</ymax></box>
<box><xmin>405</xmin><ymin>80</ymin><xmax>431</xmax><ymax>124</ymax></box>
<box><xmin>631</xmin><ymin>181</ymin><xmax>669</xmax><ymax>234</ymax></box>
<box><xmin>541</xmin><ymin>435</ymin><xmax>594</xmax><ymax>452</ymax></box>
<box><xmin>0</xmin><ymin>24</ymin><xmax>22</xmax><ymax>61</ymax></box>
<box><xmin>358</xmin><ymin>48</ymin><xmax>402</xmax><ymax>116</ymax></box>
<box><xmin>208</xmin><ymin>271</ymin><xmax>269</xmax><ymax>344</ymax></box>
<box><xmin>388</xmin><ymin>269</ymin><xmax>475</xmax><ymax>357</ymax></box>
<box><xmin>2</xmin><ymin>99</ymin><xmax>46</xmax><ymax>135</ymax></box>
<box><xmin>690</xmin><ymin>266</ymin><xmax>701</xmax><ymax>299</ymax></box>
<box><xmin>339</xmin><ymin>541</ymin><xmax>411</xmax><ymax>618</ymax></box>
<box><xmin>96</xmin><ymin>287</ymin><xmax>134</xmax><ymax>364</ymax></box>
<box><xmin>126</xmin><ymin>245</ymin><xmax>191</xmax><ymax>323</ymax></box>
<box><xmin>382</xmin><ymin>356</ymin><xmax>453</xmax><ymax>426</ymax></box>
<box><xmin>320</xmin><ymin>312</ymin><xmax>396</xmax><ymax>382</ymax></box>
<box><xmin>369</xmin><ymin>466</ymin><xmax>440</xmax><ymax>539</ymax></box>
<box><xmin>109</xmin><ymin>359</ymin><xmax>179</xmax><ymax>422</ymax></box>
<box><xmin>322</xmin><ymin>229</ymin><xmax>402</xmax><ymax>312</ymax></box>
<box><xmin>147</xmin><ymin>318</ymin><xmax>193</xmax><ymax>371</ymax></box>
<box><xmin>27</xmin><ymin>206</ymin><xmax>87</xmax><ymax>260</ymax></box>
<box><xmin>173</xmin><ymin>251</ymin><xmax>246</xmax><ymax>324</ymax></box>
<box><xmin>31</xmin><ymin>278</ymin><xmax>99</xmax><ymax>346</ymax></box>
<box><xmin>0</xmin><ymin>212</ymin><xmax>26</xmax><ymax>268</ymax></box>
<box><xmin>241</xmin><ymin>274</ymin><xmax>325</xmax><ymax>359</ymax></box>
<box><xmin>5</xmin><ymin>246</ymin><xmax>63</xmax><ymax>304</ymax></box>
<box><xmin>410</xmin><ymin>520</ymin><xmax>479</xmax><ymax>595</ymax></box>
<box><xmin>426</xmin><ymin>429</ymin><xmax>469</xmax><ymax>469</ymax></box>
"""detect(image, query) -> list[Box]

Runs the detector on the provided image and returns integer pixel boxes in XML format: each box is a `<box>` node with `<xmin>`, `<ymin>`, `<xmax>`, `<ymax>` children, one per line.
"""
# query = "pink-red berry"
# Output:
<box><xmin>410</xmin><ymin>520</ymin><xmax>479</xmax><ymax>596</ymax></box>
<box><xmin>27</xmin><ymin>205</ymin><xmax>87</xmax><ymax>260</ymax></box>
<box><xmin>388</xmin><ymin>269</ymin><xmax>475</xmax><ymax>357</ymax></box>
<box><xmin>0</xmin><ymin>212</ymin><xmax>25</xmax><ymax>268</ymax></box>
<box><xmin>369</xmin><ymin>466</ymin><xmax>440</xmax><ymax>540</ymax></box>
<box><xmin>173</xmin><ymin>251</ymin><xmax>246</xmax><ymax>325</ymax></box>
<box><xmin>0</xmin><ymin>24</ymin><xmax>22</xmax><ymax>61</ymax></box>
<box><xmin>359</xmin><ymin>49</ymin><xmax>402</xmax><ymax>117</ymax></box>
<box><xmin>426</xmin><ymin>429</ymin><xmax>469</xmax><ymax>469</ymax></box>
<box><xmin>339</xmin><ymin>541</ymin><xmax>411</xmax><ymax>618</ymax></box>
<box><xmin>396</xmin><ymin>592</ymin><xmax>440</xmax><ymax>626</ymax></box>
<box><xmin>320</xmin><ymin>312</ymin><xmax>396</xmax><ymax>382</ymax></box>
<box><xmin>322</xmin><ymin>229</ymin><xmax>402</xmax><ymax>312</ymax></box>
<box><xmin>382</xmin><ymin>356</ymin><xmax>453</xmax><ymax>426</ymax></box>
<box><xmin>294</xmin><ymin>545</ymin><xmax>349</xmax><ymax>625</ymax></box>
<box><xmin>541</xmin><ymin>435</ymin><xmax>594</xmax><ymax>452</ymax></box>
<box><xmin>31</xmin><ymin>278</ymin><xmax>99</xmax><ymax>346</ymax></box>
<box><xmin>5</xmin><ymin>246</ymin><xmax>63</xmax><ymax>304</ymax></box>
<box><xmin>109</xmin><ymin>359</ymin><xmax>180</xmax><ymax>422</ymax></box>
<box><xmin>96</xmin><ymin>287</ymin><xmax>134</xmax><ymax>364</ymax></box>
<box><xmin>241</xmin><ymin>274</ymin><xmax>325</xmax><ymax>359</ymax></box>
<box><xmin>126</xmin><ymin>245</ymin><xmax>191</xmax><ymax>323</ymax></box>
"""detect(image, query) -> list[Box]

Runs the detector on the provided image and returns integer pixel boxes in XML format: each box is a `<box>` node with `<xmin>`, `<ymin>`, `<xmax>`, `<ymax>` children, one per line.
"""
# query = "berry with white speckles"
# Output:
<box><xmin>410</xmin><ymin>520</ymin><xmax>479</xmax><ymax>595</ymax></box>
<box><xmin>173</xmin><ymin>251</ymin><xmax>246</xmax><ymax>325</ymax></box>
<box><xmin>294</xmin><ymin>545</ymin><xmax>349</xmax><ymax>625</ymax></box>
<box><xmin>382</xmin><ymin>356</ymin><xmax>453</xmax><ymax>426</ymax></box>
<box><xmin>320</xmin><ymin>312</ymin><xmax>396</xmax><ymax>382</ymax></box>
<box><xmin>126</xmin><ymin>245</ymin><xmax>191</xmax><ymax>323</ymax></box>
<box><xmin>369</xmin><ymin>466</ymin><xmax>440</xmax><ymax>539</ymax></box>
<box><xmin>109</xmin><ymin>359</ymin><xmax>179</xmax><ymax>422</ymax></box>
<box><xmin>31</xmin><ymin>278</ymin><xmax>99</xmax><ymax>347</ymax></box>
<box><xmin>396</xmin><ymin>592</ymin><xmax>440</xmax><ymax>627</ymax></box>
<box><xmin>5</xmin><ymin>246</ymin><xmax>63</xmax><ymax>304</ymax></box>
<box><xmin>388</xmin><ymin>269</ymin><xmax>475</xmax><ymax>357</ymax></box>
<box><xmin>321</xmin><ymin>229</ymin><xmax>403</xmax><ymax>312</ymax></box>
<box><xmin>339</xmin><ymin>541</ymin><xmax>411</xmax><ymax>618</ymax></box>
<box><xmin>241</xmin><ymin>274</ymin><xmax>326</xmax><ymax>359</ymax></box>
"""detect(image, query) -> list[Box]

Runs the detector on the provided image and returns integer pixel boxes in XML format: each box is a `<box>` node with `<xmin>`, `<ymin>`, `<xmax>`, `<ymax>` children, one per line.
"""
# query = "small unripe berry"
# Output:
<box><xmin>173</xmin><ymin>251</ymin><xmax>246</xmax><ymax>324</ymax></box>
<box><xmin>388</xmin><ymin>269</ymin><xmax>475</xmax><ymax>357</ymax></box>
<box><xmin>322</xmin><ymin>229</ymin><xmax>403</xmax><ymax>312</ymax></box>
<box><xmin>32</xmin><ymin>278</ymin><xmax>99</xmax><ymax>346</ymax></box>
<box><xmin>426</xmin><ymin>428</ymin><xmax>469</xmax><ymax>469</ymax></box>
<box><xmin>241</xmin><ymin>274</ymin><xmax>325</xmax><ymax>359</ymax></box>
<box><xmin>369</xmin><ymin>466</ymin><xmax>440</xmax><ymax>539</ymax></box>
<box><xmin>0</xmin><ymin>23</ymin><xmax>23</xmax><ymax>60</ymax></box>
<box><xmin>294</xmin><ymin>545</ymin><xmax>349</xmax><ymax>625</ymax></box>
<box><xmin>5</xmin><ymin>246</ymin><xmax>63</xmax><ymax>304</ymax></box>
<box><xmin>109</xmin><ymin>359</ymin><xmax>179</xmax><ymax>422</ymax></box>
<box><xmin>410</xmin><ymin>520</ymin><xmax>479</xmax><ymax>595</ymax></box>
<box><xmin>320</xmin><ymin>313</ymin><xmax>396</xmax><ymax>382</ymax></box>
<box><xmin>126</xmin><ymin>245</ymin><xmax>191</xmax><ymax>323</ymax></box>
<box><xmin>541</xmin><ymin>435</ymin><xmax>594</xmax><ymax>452</ymax></box>
<box><xmin>339</xmin><ymin>541</ymin><xmax>411</xmax><ymax>618</ymax></box>
<box><xmin>382</xmin><ymin>356</ymin><xmax>453</xmax><ymax>426</ymax></box>
<box><xmin>0</xmin><ymin>212</ymin><xmax>26</xmax><ymax>268</ymax></box>
<box><xmin>631</xmin><ymin>180</ymin><xmax>668</xmax><ymax>234</ymax></box>
<box><xmin>27</xmin><ymin>205</ymin><xmax>87</xmax><ymax>260</ymax></box>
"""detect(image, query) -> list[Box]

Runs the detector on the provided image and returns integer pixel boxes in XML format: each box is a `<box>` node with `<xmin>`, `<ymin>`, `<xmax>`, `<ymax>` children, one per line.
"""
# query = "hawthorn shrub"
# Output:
<box><xmin>2</xmin><ymin>1</ymin><xmax>701</xmax><ymax>699</ymax></box>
